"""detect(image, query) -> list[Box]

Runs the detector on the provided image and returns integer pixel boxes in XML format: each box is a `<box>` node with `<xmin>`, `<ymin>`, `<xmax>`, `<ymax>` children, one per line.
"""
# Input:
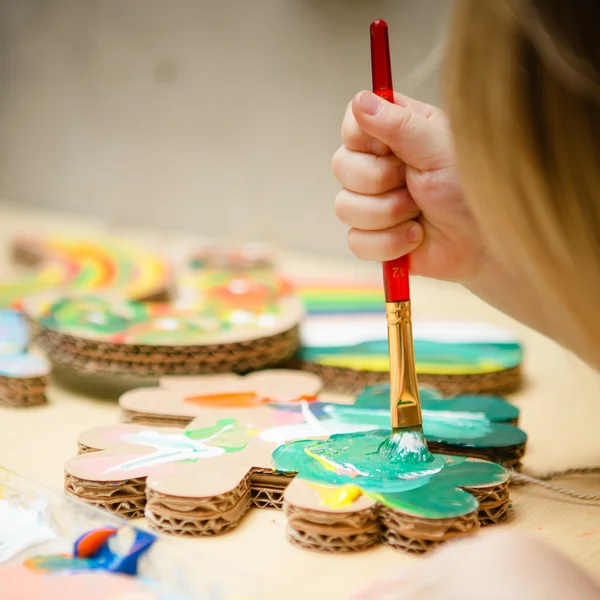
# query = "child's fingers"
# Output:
<box><xmin>334</xmin><ymin>187</ymin><xmax>420</xmax><ymax>231</ymax></box>
<box><xmin>348</xmin><ymin>221</ymin><xmax>424</xmax><ymax>262</ymax></box>
<box><xmin>332</xmin><ymin>146</ymin><xmax>406</xmax><ymax>195</ymax></box>
<box><xmin>342</xmin><ymin>101</ymin><xmax>392</xmax><ymax>156</ymax></box>
<box><xmin>352</xmin><ymin>91</ymin><xmax>452</xmax><ymax>171</ymax></box>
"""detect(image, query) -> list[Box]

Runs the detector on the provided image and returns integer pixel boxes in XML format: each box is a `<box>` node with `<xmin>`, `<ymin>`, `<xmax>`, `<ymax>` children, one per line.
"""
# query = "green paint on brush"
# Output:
<box><xmin>377</xmin><ymin>427</ymin><xmax>433</xmax><ymax>464</ymax></box>
<box><xmin>272</xmin><ymin>430</ymin><xmax>508</xmax><ymax>519</ymax></box>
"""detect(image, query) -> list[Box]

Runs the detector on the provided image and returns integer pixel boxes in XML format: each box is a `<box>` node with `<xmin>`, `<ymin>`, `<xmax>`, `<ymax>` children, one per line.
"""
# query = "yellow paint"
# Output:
<box><xmin>304</xmin><ymin>447</ymin><xmax>340</xmax><ymax>473</ymax></box>
<box><xmin>309</xmin><ymin>483</ymin><xmax>363</xmax><ymax>508</ymax></box>
<box><xmin>316</xmin><ymin>355</ymin><xmax>504</xmax><ymax>374</ymax></box>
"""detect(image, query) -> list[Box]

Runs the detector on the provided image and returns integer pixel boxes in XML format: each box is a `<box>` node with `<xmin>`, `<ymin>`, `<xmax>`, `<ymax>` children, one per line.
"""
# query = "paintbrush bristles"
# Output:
<box><xmin>378</xmin><ymin>427</ymin><xmax>433</xmax><ymax>464</ymax></box>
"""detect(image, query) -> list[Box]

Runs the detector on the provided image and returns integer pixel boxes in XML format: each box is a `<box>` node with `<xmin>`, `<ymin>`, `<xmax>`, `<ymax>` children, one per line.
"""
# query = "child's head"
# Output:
<box><xmin>446</xmin><ymin>0</ymin><xmax>600</xmax><ymax>360</ymax></box>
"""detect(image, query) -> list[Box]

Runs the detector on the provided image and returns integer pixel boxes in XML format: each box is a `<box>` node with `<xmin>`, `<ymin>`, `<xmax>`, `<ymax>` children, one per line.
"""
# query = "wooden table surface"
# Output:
<box><xmin>1</xmin><ymin>204</ymin><xmax>600</xmax><ymax>599</ymax></box>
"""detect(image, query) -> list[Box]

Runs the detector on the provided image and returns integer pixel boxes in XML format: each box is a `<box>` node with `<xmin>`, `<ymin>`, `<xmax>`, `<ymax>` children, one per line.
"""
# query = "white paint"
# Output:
<box><xmin>228</xmin><ymin>310</ymin><xmax>255</xmax><ymax>325</ymax></box>
<box><xmin>300</xmin><ymin>316</ymin><xmax>518</xmax><ymax>348</ymax></box>
<box><xmin>300</xmin><ymin>315</ymin><xmax>387</xmax><ymax>347</ymax></box>
<box><xmin>412</xmin><ymin>321</ymin><xmax>519</xmax><ymax>345</ymax></box>
<box><xmin>258</xmin><ymin>402</ymin><xmax>374</xmax><ymax>446</ymax></box>
<box><xmin>105</xmin><ymin>428</ymin><xmax>227</xmax><ymax>473</ymax></box>
<box><xmin>0</xmin><ymin>498</ymin><xmax>56</xmax><ymax>563</ymax></box>
<box><xmin>256</xmin><ymin>313</ymin><xmax>278</xmax><ymax>328</ymax></box>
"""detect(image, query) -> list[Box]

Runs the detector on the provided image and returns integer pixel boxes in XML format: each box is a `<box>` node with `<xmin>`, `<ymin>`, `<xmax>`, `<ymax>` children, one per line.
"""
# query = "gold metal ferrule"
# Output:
<box><xmin>386</xmin><ymin>300</ymin><xmax>423</xmax><ymax>429</ymax></box>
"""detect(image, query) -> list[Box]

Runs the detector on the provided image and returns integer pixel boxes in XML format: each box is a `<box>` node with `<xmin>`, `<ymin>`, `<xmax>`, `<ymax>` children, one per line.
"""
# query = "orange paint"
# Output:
<box><xmin>185</xmin><ymin>392</ymin><xmax>262</xmax><ymax>408</ymax></box>
<box><xmin>184</xmin><ymin>392</ymin><xmax>317</xmax><ymax>408</ymax></box>
<box><xmin>75</xmin><ymin>527</ymin><xmax>117</xmax><ymax>558</ymax></box>
<box><xmin>266</xmin><ymin>395</ymin><xmax>318</xmax><ymax>404</ymax></box>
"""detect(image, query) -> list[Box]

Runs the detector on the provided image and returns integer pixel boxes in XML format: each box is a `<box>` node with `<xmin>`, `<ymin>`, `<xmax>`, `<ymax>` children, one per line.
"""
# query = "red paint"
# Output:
<box><xmin>370</xmin><ymin>19</ymin><xmax>410</xmax><ymax>302</ymax></box>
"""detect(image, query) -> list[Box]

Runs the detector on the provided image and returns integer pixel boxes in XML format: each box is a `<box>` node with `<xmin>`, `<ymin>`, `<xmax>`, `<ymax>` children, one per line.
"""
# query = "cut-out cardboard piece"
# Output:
<box><xmin>65</xmin><ymin>422</ymin><xmax>510</xmax><ymax>552</ymax></box>
<box><xmin>0</xmin><ymin>310</ymin><xmax>50</xmax><ymax>407</ymax></box>
<box><xmin>23</xmin><ymin>266</ymin><xmax>303</xmax><ymax>377</ymax></box>
<box><xmin>326</xmin><ymin>384</ymin><xmax>526</xmax><ymax>468</ymax></box>
<box><xmin>297</xmin><ymin>316</ymin><xmax>524</xmax><ymax>395</ymax></box>
<box><xmin>65</xmin><ymin>423</ymin><xmax>293</xmax><ymax>533</ymax></box>
<box><xmin>65</xmin><ymin>371</ymin><xmax>518</xmax><ymax>551</ymax></box>
<box><xmin>119</xmin><ymin>373</ymin><xmax>527</xmax><ymax>468</ymax></box>
<box><xmin>274</xmin><ymin>436</ymin><xmax>510</xmax><ymax>554</ymax></box>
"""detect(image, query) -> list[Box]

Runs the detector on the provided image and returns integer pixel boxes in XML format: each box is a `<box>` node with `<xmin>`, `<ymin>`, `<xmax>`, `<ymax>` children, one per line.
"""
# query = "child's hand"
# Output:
<box><xmin>351</xmin><ymin>530</ymin><xmax>600</xmax><ymax>600</ymax></box>
<box><xmin>333</xmin><ymin>91</ymin><xmax>483</xmax><ymax>283</ymax></box>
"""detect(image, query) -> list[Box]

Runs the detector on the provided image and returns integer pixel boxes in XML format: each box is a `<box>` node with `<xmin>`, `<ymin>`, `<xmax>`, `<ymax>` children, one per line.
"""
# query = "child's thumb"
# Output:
<box><xmin>352</xmin><ymin>91</ymin><xmax>451</xmax><ymax>171</ymax></box>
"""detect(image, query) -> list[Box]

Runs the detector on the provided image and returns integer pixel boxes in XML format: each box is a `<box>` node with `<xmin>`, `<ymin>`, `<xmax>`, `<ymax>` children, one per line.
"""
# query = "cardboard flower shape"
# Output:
<box><xmin>273</xmin><ymin>431</ymin><xmax>510</xmax><ymax>553</ymax></box>
<box><xmin>64</xmin><ymin>420</ymin><xmax>288</xmax><ymax>536</ymax></box>
<box><xmin>66</xmin><ymin>370</ymin><xmax>521</xmax><ymax>552</ymax></box>
<box><xmin>120</xmin><ymin>374</ymin><xmax>526</xmax><ymax>468</ymax></box>
<box><xmin>324</xmin><ymin>384</ymin><xmax>527</xmax><ymax>467</ymax></box>
<box><xmin>65</xmin><ymin>419</ymin><xmax>512</xmax><ymax>553</ymax></box>
<box><xmin>65</xmin><ymin>371</ymin><xmax>323</xmax><ymax>534</ymax></box>
<box><xmin>119</xmin><ymin>370</ymin><xmax>323</xmax><ymax>428</ymax></box>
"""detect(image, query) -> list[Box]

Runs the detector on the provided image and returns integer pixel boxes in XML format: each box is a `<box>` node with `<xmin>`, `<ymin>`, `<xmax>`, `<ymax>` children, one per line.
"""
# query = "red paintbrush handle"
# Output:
<box><xmin>382</xmin><ymin>256</ymin><xmax>410</xmax><ymax>302</ymax></box>
<box><xmin>371</xmin><ymin>19</ymin><xmax>411</xmax><ymax>302</ymax></box>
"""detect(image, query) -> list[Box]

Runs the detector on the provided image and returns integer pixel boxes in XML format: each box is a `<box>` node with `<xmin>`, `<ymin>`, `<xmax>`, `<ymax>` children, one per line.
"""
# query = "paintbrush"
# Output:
<box><xmin>370</xmin><ymin>19</ymin><xmax>432</xmax><ymax>464</ymax></box>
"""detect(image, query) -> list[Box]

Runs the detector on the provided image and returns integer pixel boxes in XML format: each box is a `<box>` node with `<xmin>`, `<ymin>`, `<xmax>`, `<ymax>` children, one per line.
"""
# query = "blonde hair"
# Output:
<box><xmin>445</xmin><ymin>0</ymin><xmax>600</xmax><ymax>363</ymax></box>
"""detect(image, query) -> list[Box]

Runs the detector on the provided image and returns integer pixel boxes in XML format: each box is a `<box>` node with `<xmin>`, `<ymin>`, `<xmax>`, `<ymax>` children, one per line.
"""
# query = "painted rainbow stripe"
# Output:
<box><xmin>300</xmin><ymin>339</ymin><xmax>523</xmax><ymax>375</ymax></box>
<box><xmin>300</xmin><ymin>315</ymin><xmax>524</xmax><ymax>376</ymax></box>
<box><xmin>2</xmin><ymin>236</ymin><xmax>169</xmax><ymax>308</ymax></box>
<box><xmin>292</xmin><ymin>276</ymin><xmax>385</xmax><ymax>315</ymax></box>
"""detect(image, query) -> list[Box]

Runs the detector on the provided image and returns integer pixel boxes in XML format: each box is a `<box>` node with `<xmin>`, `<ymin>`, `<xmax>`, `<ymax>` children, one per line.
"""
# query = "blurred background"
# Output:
<box><xmin>0</xmin><ymin>0</ymin><xmax>451</xmax><ymax>259</ymax></box>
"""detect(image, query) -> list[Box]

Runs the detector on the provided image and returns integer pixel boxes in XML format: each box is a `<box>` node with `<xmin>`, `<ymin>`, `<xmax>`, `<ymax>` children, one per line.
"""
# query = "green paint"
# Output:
<box><xmin>185</xmin><ymin>418</ymin><xmax>249</xmax><ymax>452</ymax></box>
<box><xmin>272</xmin><ymin>430</ymin><xmax>507</xmax><ymax>519</ymax></box>
<box><xmin>377</xmin><ymin>427</ymin><xmax>433</xmax><ymax>464</ymax></box>
<box><xmin>355</xmin><ymin>384</ymin><xmax>519</xmax><ymax>422</ymax></box>
<box><xmin>300</xmin><ymin>338</ymin><xmax>523</xmax><ymax>374</ymax></box>
<box><xmin>38</xmin><ymin>296</ymin><xmax>146</xmax><ymax>337</ymax></box>
<box><xmin>35</xmin><ymin>278</ymin><xmax>285</xmax><ymax>344</ymax></box>
<box><xmin>322</xmin><ymin>384</ymin><xmax>526</xmax><ymax>449</ymax></box>
<box><xmin>106</xmin><ymin>419</ymin><xmax>250</xmax><ymax>474</ymax></box>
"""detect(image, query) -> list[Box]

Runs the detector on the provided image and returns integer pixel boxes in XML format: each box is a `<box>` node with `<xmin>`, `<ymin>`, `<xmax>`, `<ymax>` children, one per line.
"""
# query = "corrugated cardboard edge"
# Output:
<box><xmin>292</xmin><ymin>360</ymin><xmax>523</xmax><ymax>396</ymax></box>
<box><xmin>284</xmin><ymin>479</ymin><xmax>510</xmax><ymax>554</ymax></box>
<box><xmin>0</xmin><ymin>373</ymin><xmax>48</xmax><ymax>407</ymax></box>
<box><xmin>34</xmin><ymin>325</ymin><xmax>300</xmax><ymax>377</ymax></box>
